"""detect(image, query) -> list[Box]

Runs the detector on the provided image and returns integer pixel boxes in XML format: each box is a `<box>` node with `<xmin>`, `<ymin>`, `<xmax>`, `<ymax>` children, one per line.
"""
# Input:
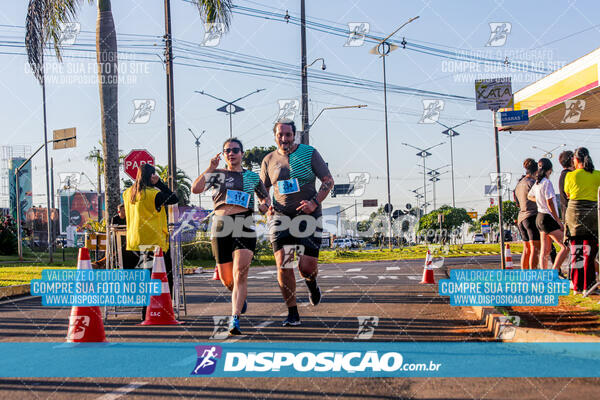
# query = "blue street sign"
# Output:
<box><xmin>499</xmin><ymin>110</ymin><xmax>529</xmax><ymax>126</ymax></box>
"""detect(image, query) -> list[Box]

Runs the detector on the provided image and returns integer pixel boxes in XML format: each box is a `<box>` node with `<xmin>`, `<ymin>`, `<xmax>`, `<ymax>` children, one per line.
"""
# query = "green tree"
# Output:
<box><xmin>418</xmin><ymin>205</ymin><xmax>471</xmax><ymax>243</ymax></box>
<box><xmin>242</xmin><ymin>145</ymin><xmax>276</xmax><ymax>170</ymax></box>
<box><xmin>155</xmin><ymin>165</ymin><xmax>192</xmax><ymax>207</ymax></box>
<box><xmin>479</xmin><ymin>201</ymin><xmax>519</xmax><ymax>227</ymax></box>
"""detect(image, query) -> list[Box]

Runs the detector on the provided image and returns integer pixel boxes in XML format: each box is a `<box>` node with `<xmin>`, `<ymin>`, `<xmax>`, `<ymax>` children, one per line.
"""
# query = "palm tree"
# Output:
<box><xmin>25</xmin><ymin>0</ymin><xmax>233</xmax><ymax>218</ymax></box>
<box><xmin>155</xmin><ymin>165</ymin><xmax>192</xmax><ymax>207</ymax></box>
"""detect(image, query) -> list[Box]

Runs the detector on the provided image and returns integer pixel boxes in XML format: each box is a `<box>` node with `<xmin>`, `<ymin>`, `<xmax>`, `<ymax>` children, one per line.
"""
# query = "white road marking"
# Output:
<box><xmin>255</xmin><ymin>321</ymin><xmax>273</xmax><ymax>329</ymax></box>
<box><xmin>407</xmin><ymin>276</ymin><xmax>422</xmax><ymax>280</ymax></box>
<box><xmin>349</xmin><ymin>275</ymin><xmax>368</xmax><ymax>279</ymax></box>
<box><xmin>321</xmin><ymin>275</ymin><xmax>344</xmax><ymax>278</ymax></box>
<box><xmin>0</xmin><ymin>295</ymin><xmax>37</xmax><ymax>305</ymax></box>
<box><xmin>386</xmin><ymin>266</ymin><xmax>401</xmax><ymax>271</ymax></box>
<box><xmin>257</xmin><ymin>271</ymin><xmax>276</xmax><ymax>275</ymax></box>
<box><xmin>345</xmin><ymin>268</ymin><xmax>362</xmax><ymax>272</ymax></box>
<box><xmin>377</xmin><ymin>275</ymin><xmax>398</xmax><ymax>280</ymax></box>
<box><xmin>96</xmin><ymin>382</ymin><xmax>147</xmax><ymax>400</ymax></box>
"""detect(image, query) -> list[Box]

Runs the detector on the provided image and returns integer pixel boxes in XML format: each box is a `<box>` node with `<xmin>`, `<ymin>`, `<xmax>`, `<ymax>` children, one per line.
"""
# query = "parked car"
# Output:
<box><xmin>332</xmin><ymin>238</ymin><xmax>352</xmax><ymax>249</ymax></box>
<box><xmin>472</xmin><ymin>233</ymin><xmax>485</xmax><ymax>244</ymax></box>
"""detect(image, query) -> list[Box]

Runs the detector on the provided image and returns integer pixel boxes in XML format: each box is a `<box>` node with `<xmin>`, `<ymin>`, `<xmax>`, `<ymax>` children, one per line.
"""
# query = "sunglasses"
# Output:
<box><xmin>223</xmin><ymin>148</ymin><xmax>241</xmax><ymax>154</ymax></box>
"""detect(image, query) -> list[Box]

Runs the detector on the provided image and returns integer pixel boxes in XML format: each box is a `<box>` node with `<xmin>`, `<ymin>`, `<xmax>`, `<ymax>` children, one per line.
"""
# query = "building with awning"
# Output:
<box><xmin>500</xmin><ymin>46</ymin><xmax>600</xmax><ymax>131</ymax></box>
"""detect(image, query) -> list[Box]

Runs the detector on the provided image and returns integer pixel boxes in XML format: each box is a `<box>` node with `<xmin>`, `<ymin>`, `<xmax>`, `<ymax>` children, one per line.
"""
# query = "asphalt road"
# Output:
<box><xmin>1</xmin><ymin>255</ymin><xmax>598</xmax><ymax>399</ymax></box>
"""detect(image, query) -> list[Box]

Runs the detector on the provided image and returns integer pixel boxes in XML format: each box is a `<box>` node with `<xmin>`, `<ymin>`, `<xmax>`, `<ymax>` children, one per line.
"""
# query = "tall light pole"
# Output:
<box><xmin>300</xmin><ymin>57</ymin><xmax>327</xmax><ymax>144</ymax></box>
<box><xmin>436</xmin><ymin>119</ymin><xmax>473</xmax><ymax>207</ymax></box>
<box><xmin>422</xmin><ymin>164</ymin><xmax>450</xmax><ymax>210</ymax></box>
<box><xmin>195</xmin><ymin>89</ymin><xmax>265</xmax><ymax>138</ymax></box>
<box><xmin>402</xmin><ymin>142</ymin><xmax>444</xmax><ymax>215</ymax></box>
<box><xmin>370</xmin><ymin>16</ymin><xmax>420</xmax><ymax>250</ymax></box>
<box><xmin>188</xmin><ymin>128</ymin><xmax>205</xmax><ymax>208</ymax></box>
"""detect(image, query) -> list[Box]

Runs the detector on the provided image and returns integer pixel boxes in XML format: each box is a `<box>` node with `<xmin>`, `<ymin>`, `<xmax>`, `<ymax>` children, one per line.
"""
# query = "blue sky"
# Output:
<box><xmin>2</xmin><ymin>0</ymin><xmax>600</xmax><ymax>219</ymax></box>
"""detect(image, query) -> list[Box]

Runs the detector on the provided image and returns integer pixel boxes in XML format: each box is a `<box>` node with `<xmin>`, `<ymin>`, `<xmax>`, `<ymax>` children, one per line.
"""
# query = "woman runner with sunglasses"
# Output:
<box><xmin>192</xmin><ymin>138</ymin><xmax>270</xmax><ymax>335</ymax></box>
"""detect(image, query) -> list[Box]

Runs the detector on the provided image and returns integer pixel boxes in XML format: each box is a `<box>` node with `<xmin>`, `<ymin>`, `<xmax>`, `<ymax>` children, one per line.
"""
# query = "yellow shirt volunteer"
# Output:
<box><xmin>124</xmin><ymin>187</ymin><xmax>169</xmax><ymax>252</ymax></box>
<box><xmin>564</xmin><ymin>169</ymin><xmax>600</xmax><ymax>201</ymax></box>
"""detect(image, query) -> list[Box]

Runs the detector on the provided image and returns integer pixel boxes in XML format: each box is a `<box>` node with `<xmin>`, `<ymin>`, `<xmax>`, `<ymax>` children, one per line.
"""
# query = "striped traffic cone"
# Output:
<box><xmin>66</xmin><ymin>248</ymin><xmax>107</xmax><ymax>342</ymax></box>
<box><xmin>140</xmin><ymin>247</ymin><xmax>181</xmax><ymax>325</ymax></box>
<box><xmin>420</xmin><ymin>250</ymin><xmax>436</xmax><ymax>284</ymax></box>
<box><xmin>212</xmin><ymin>267</ymin><xmax>220</xmax><ymax>281</ymax></box>
<box><xmin>505</xmin><ymin>243</ymin><xmax>514</xmax><ymax>270</ymax></box>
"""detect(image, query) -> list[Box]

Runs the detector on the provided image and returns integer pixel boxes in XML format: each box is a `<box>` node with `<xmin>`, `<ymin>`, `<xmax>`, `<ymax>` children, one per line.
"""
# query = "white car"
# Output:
<box><xmin>332</xmin><ymin>238</ymin><xmax>352</xmax><ymax>249</ymax></box>
<box><xmin>472</xmin><ymin>233</ymin><xmax>485</xmax><ymax>244</ymax></box>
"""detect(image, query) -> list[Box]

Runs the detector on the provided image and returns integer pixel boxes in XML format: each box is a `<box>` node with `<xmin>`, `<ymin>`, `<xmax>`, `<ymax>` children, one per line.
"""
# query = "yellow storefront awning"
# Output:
<box><xmin>500</xmin><ymin>46</ymin><xmax>600</xmax><ymax>131</ymax></box>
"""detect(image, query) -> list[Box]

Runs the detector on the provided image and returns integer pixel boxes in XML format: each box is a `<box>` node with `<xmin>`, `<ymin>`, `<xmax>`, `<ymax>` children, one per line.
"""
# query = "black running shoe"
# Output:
<box><xmin>282</xmin><ymin>314</ymin><xmax>301</xmax><ymax>326</ymax></box>
<box><xmin>308</xmin><ymin>284</ymin><xmax>322</xmax><ymax>306</ymax></box>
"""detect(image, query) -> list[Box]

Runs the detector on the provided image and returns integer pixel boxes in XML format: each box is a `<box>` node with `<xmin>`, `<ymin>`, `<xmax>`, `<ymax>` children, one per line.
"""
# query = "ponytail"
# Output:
<box><xmin>574</xmin><ymin>147</ymin><xmax>595</xmax><ymax>173</ymax></box>
<box><xmin>535</xmin><ymin>158</ymin><xmax>552</xmax><ymax>183</ymax></box>
<box><xmin>583</xmin><ymin>155</ymin><xmax>595</xmax><ymax>173</ymax></box>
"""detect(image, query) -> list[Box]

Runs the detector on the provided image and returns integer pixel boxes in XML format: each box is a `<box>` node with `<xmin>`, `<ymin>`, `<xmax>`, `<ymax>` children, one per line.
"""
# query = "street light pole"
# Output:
<box><xmin>371</xmin><ymin>16</ymin><xmax>419</xmax><ymax>251</ymax></box>
<box><xmin>436</xmin><ymin>120</ymin><xmax>473</xmax><ymax>208</ymax></box>
<box><xmin>195</xmin><ymin>89</ymin><xmax>265</xmax><ymax>138</ymax></box>
<box><xmin>402</xmin><ymin>142</ymin><xmax>444</xmax><ymax>215</ymax></box>
<box><xmin>188</xmin><ymin>128</ymin><xmax>205</xmax><ymax>208</ymax></box>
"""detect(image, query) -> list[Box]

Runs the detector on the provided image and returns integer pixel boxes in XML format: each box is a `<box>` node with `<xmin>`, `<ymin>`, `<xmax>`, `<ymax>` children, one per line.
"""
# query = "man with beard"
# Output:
<box><xmin>260</xmin><ymin>120</ymin><xmax>334</xmax><ymax>326</ymax></box>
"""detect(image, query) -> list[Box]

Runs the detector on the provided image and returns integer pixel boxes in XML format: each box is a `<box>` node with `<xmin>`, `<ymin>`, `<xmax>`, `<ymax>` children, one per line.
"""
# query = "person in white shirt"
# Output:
<box><xmin>528</xmin><ymin>158</ymin><xmax>568</xmax><ymax>275</ymax></box>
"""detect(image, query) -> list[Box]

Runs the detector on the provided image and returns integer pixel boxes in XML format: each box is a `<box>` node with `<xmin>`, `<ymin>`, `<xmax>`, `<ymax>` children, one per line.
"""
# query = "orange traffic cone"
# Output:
<box><xmin>212</xmin><ymin>267</ymin><xmax>220</xmax><ymax>281</ymax></box>
<box><xmin>505</xmin><ymin>243</ymin><xmax>513</xmax><ymax>269</ymax></box>
<box><xmin>66</xmin><ymin>248</ymin><xmax>107</xmax><ymax>342</ymax></box>
<box><xmin>420</xmin><ymin>250</ymin><xmax>436</xmax><ymax>284</ymax></box>
<box><xmin>140</xmin><ymin>247</ymin><xmax>181</xmax><ymax>325</ymax></box>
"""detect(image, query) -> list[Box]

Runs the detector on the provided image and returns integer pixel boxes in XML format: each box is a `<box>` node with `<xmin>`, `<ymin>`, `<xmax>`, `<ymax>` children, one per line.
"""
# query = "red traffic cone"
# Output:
<box><xmin>420</xmin><ymin>250</ymin><xmax>436</xmax><ymax>284</ymax></box>
<box><xmin>505</xmin><ymin>243</ymin><xmax>513</xmax><ymax>269</ymax></box>
<box><xmin>66</xmin><ymin>248</ymin><xmax>107</xmax><ymax>342</ymax></box>
<box><xmin>140</xmin><ymin>247</ymin><xmax>181</xmax><ymax>325</ymax></box>
<box><xmin>212</xmin><ymin>267</ymin><xmax>220</xmax><ymax>281</ymax></box>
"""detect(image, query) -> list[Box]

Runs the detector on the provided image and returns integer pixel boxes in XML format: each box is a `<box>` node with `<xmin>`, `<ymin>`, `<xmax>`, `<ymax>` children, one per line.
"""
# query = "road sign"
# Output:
<box><xmin>383</xmin><ymin>203</ymin><xmax>393</xmax><ymax>214</ymax></box>
<box><xmin>467</xmin><ymin>211</ymin><xmax>478</xmax><ymax>220</ymax></box>
<box><xmin>475</xmin><ymin>78</ymin><xmax>513</xmax><ymax>110</ymax></box>
<box><xmin>331</xmin><ymin>184</ymin><xmax>354</xmax><ymax>197</ymax></box>
<box><xmin>499</xmin><ymin>109</ymin><xmax>529</xmax><ymax>126</ymax></box>
<box><xmin>484</xmin><ymin>184</ymin><xmax>499</xmax><ymax>197</ymax></box>
<box><xmin>363</xmin><ymin>199</ymin><xmax>378</xmax><ymax>207</ymax></box>
<box><xmin>124</xmin><ymin>149</ymin><xmax>155</xmax><ymax>180</ymax></box>
<box><xmin>481</xmin><ymin>221</ymin><xmax>491</xmax><ymax>233</ymax></box>
<box><xmin>53</xmin><ymin>127</ymin><xmax>77</xmax><ymax>149</ymax></box>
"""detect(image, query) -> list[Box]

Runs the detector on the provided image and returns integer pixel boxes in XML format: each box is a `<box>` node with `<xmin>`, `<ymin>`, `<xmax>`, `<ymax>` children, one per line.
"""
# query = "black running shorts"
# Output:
<box><xmin>535</xmin><ymin>212</ymin><xmax>561</xmax><ymax>234</ymax></box>
<box><xmin>518</xmin><ymin>214</ymin><xmax>540</xmax><ymax>241</ymax></box>
<box><xmin>210</xmin><ymin>211</ymin><xmax>257</xmax><ymax>264</ymax></box>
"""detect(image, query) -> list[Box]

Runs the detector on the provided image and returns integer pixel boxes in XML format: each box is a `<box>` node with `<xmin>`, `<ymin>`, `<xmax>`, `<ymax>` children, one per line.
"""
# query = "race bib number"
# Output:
<box><xmin>277</xmin><ymin>178</ymin><xmax>300</xmax><ymax>194</ymax></box>
<box><xmin>225</xmin><ymin>190</ymin><xmax>250</xmax><ymax>208</ymax></box>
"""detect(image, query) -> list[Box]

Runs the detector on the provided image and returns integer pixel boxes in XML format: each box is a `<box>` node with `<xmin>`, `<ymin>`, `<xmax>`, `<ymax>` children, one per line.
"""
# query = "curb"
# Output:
<box><xmin>471</xmin><ymin>305</ymin><xmax>600</xmax><ymax>342</ymax></box>
<box><xmin>0</xmin><ymin>284</ymin><xmax>30</xmax><ymax>299</ymax></box>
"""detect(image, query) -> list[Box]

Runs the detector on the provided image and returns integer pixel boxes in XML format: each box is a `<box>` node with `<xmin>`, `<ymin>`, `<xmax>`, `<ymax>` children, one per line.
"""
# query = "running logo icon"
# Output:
<box><xmin>58</xmin><ymin>22</ymin><xmax>80</xmax><ymax>46</ymax></box>
<box><xmin>419</xmin><ymin>100</ymin><xmax>444</xmax><ymax>123</ymax></box>
<box><xmin>281</xmin><ymin>245</ymin><xmax>305</xmax><ymax>269</ymax></box>
<box><xmin>66</xmin><ymin>315</ymin><xmax>90</xmax><ymax>341</ymax></box>
<box><xmin>129</xmin><ymin>99</ymin><xmax>156</xmax><ymax>124</ymax></box>
<box><xmin>348</xmin><ymin>172</ymin><xmax>370</xmax><ymax>196</ymax></box>
<box><xmin>355</xmin><ymin>316</ymin><xmax>379</xmax><ymax>339</ymax></box>
<box><xmin>210</xmin><ymin>316</ymin><xmax>231</xmax><ymax>339</ymax></box>
<box><xmin>345</xmin><ymin>22</ymin><xmax>370</xmax><ymax>47</ymax></box>
<box><xmin>276</xmin><ymin>100</ymin><xmax>299</xmax><ymax>122</ymax></box>
<box><xmin>191</xmin><ymin>345</ymin><xmax>223</xmax><ymax>375</ymax></box>
<box><xmin>201</xmin><ymin>23</ymin><xmax>226</xmax><ymax>47</ymax></box>
<box><xmin>486</xmin><ymin>22</ymin><xmax>511</xmax><ymax>47</ymax></box>
<box><xmin>562</xmin><ymin>100</ymin><xmax>585</xmax><ymax>124</ymax></box>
